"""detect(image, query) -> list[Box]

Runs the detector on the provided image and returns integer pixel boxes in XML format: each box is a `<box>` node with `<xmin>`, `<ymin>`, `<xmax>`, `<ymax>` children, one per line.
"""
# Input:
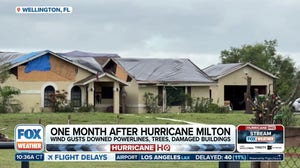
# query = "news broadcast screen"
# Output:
<box><xmin>14</xmin><ymin>124</ymin><xmax>285</xmax><ymax>162</ymax></box>
<box><xmin>1</xmin><ymin>0</ymin><xmax>300</xmax><ymax>168</ymax></box>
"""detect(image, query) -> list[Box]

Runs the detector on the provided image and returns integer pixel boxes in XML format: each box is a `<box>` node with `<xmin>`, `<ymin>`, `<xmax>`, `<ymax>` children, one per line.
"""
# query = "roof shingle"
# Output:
<box><xmin>115</xmin><ymin>58</ymin><xmax>214</xmax><ymax>84</ymax></box>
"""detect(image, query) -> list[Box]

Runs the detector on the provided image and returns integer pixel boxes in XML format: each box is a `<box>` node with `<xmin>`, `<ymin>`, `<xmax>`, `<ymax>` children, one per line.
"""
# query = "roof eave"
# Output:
<box><xmin>75</xmin><ymin>73</ymin><xmax>129</xmax><ymax>86</ymax></box>
<box><xmin>51</xmin><ymin>51</ymin><xmax>98</xmax><ymax>74</ymax></box>
<box><xmin>211</xmin><ymin>63</ymin><xmax>278</xmax><ymax>79</ymax></box>
<box><xmin>10</xmin><ymin>50</ymin><xmax>98</xmax><ymax>74</ymax></box>
<box><xmin>136</xmin><ymin>80</ymin><xmax>216</xmax><ymax>86</ymax></box>
<box><xmin>10</xmin><ymin>50</ymin><xmax>49</xmax><ymax>69</ymax></box>
<box><xmin>244</xmin><ymin>63</ymin><xmax>278</xmax><ymax>79</ymax></box>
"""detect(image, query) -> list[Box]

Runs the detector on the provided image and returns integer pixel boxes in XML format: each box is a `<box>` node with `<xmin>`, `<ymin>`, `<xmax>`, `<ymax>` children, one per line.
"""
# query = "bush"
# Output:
<box><xmin>190</xmin><ymin>97</ymin><xmax>229</xmax><ymax>113</ymax></box>
<box><xmin>180</xmin><ymin>94</ymin><xmax>193</xmax><ymax>113</ymax></box>
<box><xmin>208</xmin><ymin>103</ymin><xmax>220</xmax><ymax>113</ymax></box>
<box><xmin>144</xmin><ymin>92</ymin><xmax>161</xmax><ymax>113</ymax></box>
<box><xmin>218</xmin><ymin>106</ymin><xmax>231</xmax><ymax>113</ymax></box>
<box><xmin>60</xmin><ymin>104</ymin><xmax>75</xmax><ymax>112</ymax></box>
<box><xmin>191</xmin><ymin>97</ymin><xmax>210</xmax><ymax>113</ymax></box>
<box><xmin>274</xmin><ymin>105</ymin><xmax>296</xmax><ymax>126</ymax></box>
<box><xmin>50</xmin><ymin>90</ymin><xmax>75</xmax><ymax>112</ymax></box>
<box><xmin>49</xmin><ymin>92</ymin><xmax>95</xmax><ymax>112</ymax></box>
<box><xmin>143</xmin><ymin>92</ymin><xmax>228</xmax><ymax>113</ymax></box>
<box><xmin>0</xmin><ymin>86</ymin><xmax>22</xmax><ymax>113</ymax></box>
<box><xmin>77</xmin><ymin>104</ymin><xmax>94</xmax><ymax>112</ymax></box>
<box><xmin>9</xmin><ymin>100</ymin><xmax>23</xmax><ymax>113</ymax></box>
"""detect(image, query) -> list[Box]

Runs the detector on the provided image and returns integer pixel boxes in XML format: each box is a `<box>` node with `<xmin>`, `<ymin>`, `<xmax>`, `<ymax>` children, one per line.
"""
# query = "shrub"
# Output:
<box><xmin>274</xmin><ymin>105</ymin><xmax>296</xmax><ymax>126</ymax></box>
<box><xmin>0</xmin><ymin>86</ymin><xmax>22</xmax><ymax>113</ymax></box>
<box><xmin>49</xmin><ymin>90</ymin><xmax>75</xmax><ymax>112</ymax></box>
<box><xmin>208</xmin><ymin>103</ymin><xmax>219</xmax><ymax>112</ymax></box>
<box><xmin>144</xmin><ymin>92</ymin><xmax>161</xmax><ymax>113</ymax></box>
<box><xmin>77</xmin><ymin>104</ymin><xmax>95</xmax><ymax>112</ymax></box>
<box><xmin>190</xmin><ymin>97</ymin><xmax>229</xmax><ymax>113</ymax></box>
<box><xmin>180</xmin><ymin>94</ymin><xmax>193</xmax><ymax>113</ymax></box>
<box><xmin>143</xmin><ymin>92</ymin><xmax>228</xmax><ymax>113</ymax></box>
<box><xmin>60</xmin><ymin>104</ymin><xmax>75</xmax><ymax>112</ymax></box>
<box><xmin>191</xmin><ymin>97</ymin><xmax>210</xmax><ymax>113</ymax></box>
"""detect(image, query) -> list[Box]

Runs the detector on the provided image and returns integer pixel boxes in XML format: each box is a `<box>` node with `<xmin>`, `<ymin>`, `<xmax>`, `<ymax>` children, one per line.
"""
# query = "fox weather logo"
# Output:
<box><xmin>15</xmin><ymin>124</ymin><xmax>44</xmax><ymax>153</ymax></box>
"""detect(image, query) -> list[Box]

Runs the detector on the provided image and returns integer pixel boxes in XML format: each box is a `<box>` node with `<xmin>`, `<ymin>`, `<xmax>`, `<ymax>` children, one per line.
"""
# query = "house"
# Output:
<box><xmin>0</xmin><ymin>50</ymin><xmax>128</xmax><ymax>113</ymax></box>
<box><xmin>103</xmin><ymin>58</ymin><xmax>215</xmax><ymax>113</ymax></box>
<box><xmin>203</xmin><ymin>63</ymin><xmax>277</xmax><ymax>110</ymax></box>
<box><xmin>0</xmin><ymin>50</ymin><xmax>215</xmax><ymax>113</ymax></box>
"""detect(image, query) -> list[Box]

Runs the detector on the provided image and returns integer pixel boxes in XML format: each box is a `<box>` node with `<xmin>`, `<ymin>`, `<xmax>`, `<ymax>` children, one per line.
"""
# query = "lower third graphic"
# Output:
<box><xmin>16</xmin><ymin>6</ymin><xmax>72</xmax><ymax>14</ymax></box>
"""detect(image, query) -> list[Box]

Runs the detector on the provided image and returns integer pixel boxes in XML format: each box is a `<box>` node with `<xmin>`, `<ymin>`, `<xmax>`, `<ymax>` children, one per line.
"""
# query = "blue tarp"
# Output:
<box><xmin>25</xmin><ymin>54</ymin><xmax>51</xmax><ymax>73</ymax></box>
<box><xmin>11</xmin><ymin>51</ymin><xmax>44</xmax><ymax>64</ymax></box>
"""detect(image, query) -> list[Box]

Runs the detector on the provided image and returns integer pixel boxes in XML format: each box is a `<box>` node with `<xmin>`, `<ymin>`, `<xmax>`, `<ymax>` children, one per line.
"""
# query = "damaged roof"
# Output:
<box><xmin>203</xmin><ymin>62</ymin><xmax>277</xmax><ymax>80</ymax></box>
<box><xmin>58</xmin><ymin>50</ymin><xmax>120</xmax><ymax>58</ymax></box>
<box><xmin>1</xmin><ymin>50</ymin><xmax>228</xmax><ymax>85</ymax></box>
<box><xmin>58</xmin><ymin>51</ymin><xmax>121</xmax><ymax>70</ymax></box>
<box><xmin>203</xmin><ymin>63</ymin><xmax>243</xmax><ymax>79</ymax></box>
<box><xmin>0</xmin><ymin>51</ymin><xmax>26</xmax><ymax>66</ymax></box>
<box><xmin>61</xmin><ymin>56</ymin><xmax>103</xmax><ymax>72</ymax></box>
<box><xmin>0</xmin><ymin>50</ymin><xmax>120</xmax><ymax>73</ymax></box>
<box><xmin>114</xmin><ymin>58</ymin><xmax>214</xmax><ymax>84</ymax></box>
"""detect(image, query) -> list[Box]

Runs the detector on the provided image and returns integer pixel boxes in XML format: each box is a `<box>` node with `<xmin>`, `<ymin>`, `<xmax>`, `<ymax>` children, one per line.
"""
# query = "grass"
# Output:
<box><xmin>1</xmin><ymin>111</ymin><xmax>299</xmax><ymax>168</ymax></box>
<box><xmin>294</xmin><ymin>114</ymin><xmax>300</xmax><ymax>126</ymax></box>
<box><xmin>0</xmin><ymin>111</ymin><xmax>255</xmax><ymax>138</ymax></box>
<box><xmin>150</xmin><ymin>111</ymin><xmax>253</xmax><ymax>125</ymax></box>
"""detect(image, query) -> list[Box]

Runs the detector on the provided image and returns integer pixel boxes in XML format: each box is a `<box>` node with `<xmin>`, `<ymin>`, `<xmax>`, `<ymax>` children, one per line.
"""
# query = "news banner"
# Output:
<box><xmin>14</xmin><ymin>124</ymin><xmax>284</xmax><ymax>162</ymax></box>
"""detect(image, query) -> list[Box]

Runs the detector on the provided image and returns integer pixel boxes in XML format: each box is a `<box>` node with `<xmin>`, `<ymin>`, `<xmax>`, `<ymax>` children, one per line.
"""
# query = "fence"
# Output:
<box><xmin>279</xmin><ymin>127</ymin><xmax>300</xmax><ymax>168</ymax></box>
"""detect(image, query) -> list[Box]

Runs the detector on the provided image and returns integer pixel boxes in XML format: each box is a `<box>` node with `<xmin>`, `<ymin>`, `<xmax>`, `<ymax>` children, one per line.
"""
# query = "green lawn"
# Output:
<box><xmin>0</xmin><ymin>111</ymin><xmax>255</xmax><ymax>139</ymax></box>
<box><xmin>1</xmin><ymin>111</ymin><xmax>298</xmax><ymax>168</ymax></box>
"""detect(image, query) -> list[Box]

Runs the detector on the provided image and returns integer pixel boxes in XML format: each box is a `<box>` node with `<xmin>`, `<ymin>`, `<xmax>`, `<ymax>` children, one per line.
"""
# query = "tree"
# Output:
<box><xmin>0</xmin><ymin>86</ymin><xmax>22</xmax><ymax>113</ymax></box>
<box><xmin>0</xmin><ymin>62</ymin><xmax>22</xmax><ymax>113</ymax></box>
<box><xmin>0</xmin><ymin>63</ymin><xmax>10</xmax><ymax>83</ymax></box>
<box><xmin>295</xmin><ymin>71</ymin><xmax>300</xmax><ymax>98</ymax></box>
<box><xmin>220</xmin><ymin>40</ymin><xmax>298</xmax><ymax>100</ymax></box>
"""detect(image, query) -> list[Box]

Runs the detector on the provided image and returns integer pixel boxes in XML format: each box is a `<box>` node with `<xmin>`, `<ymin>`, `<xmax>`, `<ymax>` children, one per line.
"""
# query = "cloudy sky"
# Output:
<box><xmin>1</xmin><ymin>0</ymin><xmax>300</xmax><ymax>68</ymax></box>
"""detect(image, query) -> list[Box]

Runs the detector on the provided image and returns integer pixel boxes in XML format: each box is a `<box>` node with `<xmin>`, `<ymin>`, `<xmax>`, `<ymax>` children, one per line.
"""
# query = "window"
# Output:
<box><xmin>187</xmin><ymin>86</ymin><xmax>191</xmax><ymax>96</ymax></box>
<box><xmin>44</xmin><ymin>86</ymin><xmax>55</xmax><ymax>107</ymax></box>
<box><xmin>158</xmin><ymin>86</ymin><xmax>187</xmax><ymax>106</ymax></box>
<box><xmin>102</xmin><ymin>87</ymin><xmax>113</xmax><ymax>99</ymax></box>
<box><xmin>71</xmin><ymin>86</ymin><xmax>81</xmax><ymax>107</ymax></box>
<box><xmin>166</xmin><ymin>86</ymin><xmax>185</xmax><ymax>106</ymax></box>
<box><xmin>158</xmin><ymin>86</ymin><xmax>163</xmax><ymax>106</ymax></box>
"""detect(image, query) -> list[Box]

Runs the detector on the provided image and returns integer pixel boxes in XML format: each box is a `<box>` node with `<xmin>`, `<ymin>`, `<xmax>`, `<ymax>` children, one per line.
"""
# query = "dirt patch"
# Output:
<box><xmin>0</xmin><ymin>132</ymin><xmax>13</xmax><ymax>142</ymax></box>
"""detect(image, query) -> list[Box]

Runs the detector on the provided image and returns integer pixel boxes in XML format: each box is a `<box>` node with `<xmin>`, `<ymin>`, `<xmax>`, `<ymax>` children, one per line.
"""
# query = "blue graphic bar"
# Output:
<box><xmin>115</xmin><ymin>153</ymin><xmax>284</xmax><ymax>161</ymax></box>
<box><xmin>15</xmin><ymin>153</ymin><xmax>44</xmax><ymax>161</ymax></box>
